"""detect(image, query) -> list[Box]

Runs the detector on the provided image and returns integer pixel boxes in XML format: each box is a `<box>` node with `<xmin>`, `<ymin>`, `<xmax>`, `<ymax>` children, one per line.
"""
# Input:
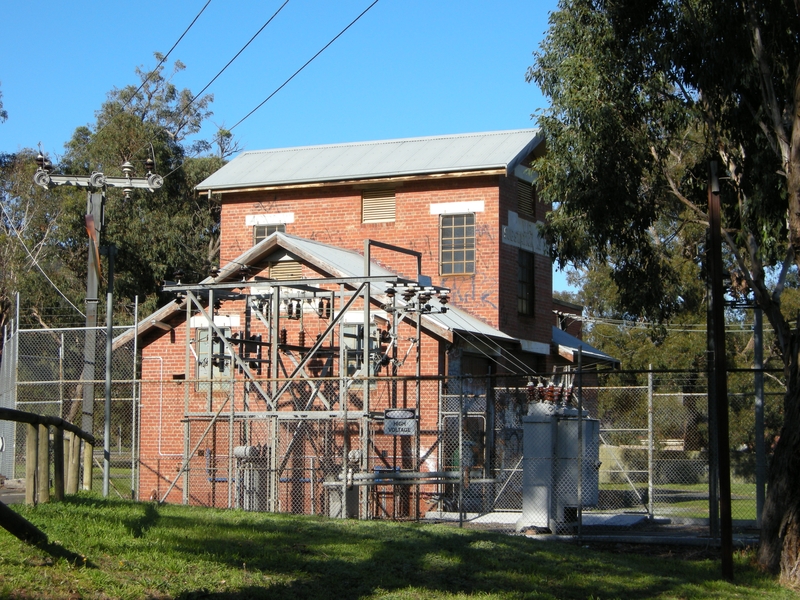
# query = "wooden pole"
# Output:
<box><xmin>82</xmin><ymin>441</ymin><xmax>93</xmax><ymax>491</ymax></box>
<box><xmin>25</xmin><ymin>424</ymin><xmax>37</xmax><ymax>505</ymax></box>
<box><xmin>68</xmin><ymin>432</ymin><xmax>80</xmax><ymax>494</ymax></box>
<box><xmin>53</xmin><ymin>427</ymin><xmax>64</xmax><ymax>502</ymax></box>
<box><xmin>37</xmin><ymin>424</ymin><xmax>50</xmax><ymax>504</ymax></box>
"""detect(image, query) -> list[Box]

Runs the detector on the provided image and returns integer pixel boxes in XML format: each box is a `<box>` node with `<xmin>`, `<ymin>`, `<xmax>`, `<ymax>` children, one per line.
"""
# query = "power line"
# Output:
<box><xmin>136</xmin><ymin>0</ymin><xmax>294</xmax><ymax>180</ymax></box>
<box><xmin>184</xmin><ymin>0</ymin><xmax>291</xmax><ymax>117</ymax></box>
<box><xmin>0</xmin><ymin>199</ymin><xmax>85</xmax><ymax>318</ymax></box>
<box><xmin>65</xmin><ymin>0</ymin><xmax>213</xmax><ymax>162</ymax></box>
<box><xmin>161</xmin><ymin>0</ymin><xmax>381</xmax><ymax>182</ymax></box>
<box><xmin>124</xmin><ymin>0</ymin><xmax>213</xmax><ymax>112</ymax></box>
<box><xmin>228</xmin><ymin>0</ymin><xmax>381</xmax><ymax>133</ymax></box>
<box><xmin>444</xmin><ymin>309</ymin><xmax>535</xmax><ymax>376</ymax></box>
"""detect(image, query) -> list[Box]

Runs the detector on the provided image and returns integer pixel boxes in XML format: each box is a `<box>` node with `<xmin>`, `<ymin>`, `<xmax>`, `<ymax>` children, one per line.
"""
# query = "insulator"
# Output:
<box><xmin>318</xmin><ymin>299</ymin><xmax>325</xmax><ymax>317</ymax></box>
<box><xmin>325</xmin><ymin>299</ymin><xmax>331</xmax><ymax>319</ymax></box>
<box><xmin>544</xmin><ymin>384</ymin><xmax>555</xmax><ymax>403</ymax></box>
<box><xmin>280</xmin><ymin>328</ymin><xmax>287</xmax><ymax>345</ymax></box>
<box><xmin>299</xmin><ymin>330</ymin><xmax>306</xmax><ymax>347</ymax></box>
<box><xmin>294</xmin><ymin>301</ymin><xmax>302</xmax><ymax>319</ymax></box>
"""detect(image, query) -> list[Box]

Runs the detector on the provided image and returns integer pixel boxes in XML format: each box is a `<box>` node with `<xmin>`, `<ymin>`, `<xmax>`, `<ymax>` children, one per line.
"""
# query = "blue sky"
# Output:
<box><xmin>1</xmin><ymin>0</ymin><xmax>573</xmax><ymax>290</ymax></box>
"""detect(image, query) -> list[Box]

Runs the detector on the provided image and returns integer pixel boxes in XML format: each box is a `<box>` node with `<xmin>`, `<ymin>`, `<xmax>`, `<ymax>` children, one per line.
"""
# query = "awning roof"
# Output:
<box><xmin>551</xmin><ymin>326</ymin><xmax>620</xmax><ymax>367</ymax></box>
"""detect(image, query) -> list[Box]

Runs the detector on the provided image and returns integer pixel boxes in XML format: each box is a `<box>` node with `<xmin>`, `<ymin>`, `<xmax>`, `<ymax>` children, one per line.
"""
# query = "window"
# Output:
<box><xmin>362</xmin><ymin>189</ymin><xmax>396</xmax><ymax>223</ymax></box>
<box><xmin>440</xmin><ymin>213</ymin><xmax>475</xmax><ymax>275</ymax></box>
<box><xmin>518</xmin><ymin>249</ymin><xmax>534</xmax><ymax>315</ymax></box>
<box><xmin>253</xmin><ymin>223</ymin><xmax>286</xmax><ymax>245</ymax></box>
<box><xmin>516</xmin><ymin>179</ymin><xmax>535</xmax><ymax>218</ymax></box>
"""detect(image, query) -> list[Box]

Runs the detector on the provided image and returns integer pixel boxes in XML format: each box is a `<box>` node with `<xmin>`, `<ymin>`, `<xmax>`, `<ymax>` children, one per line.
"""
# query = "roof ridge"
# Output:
<box><xmin>239</xmin><ymin>128</ymin><xmax>540</xmax><ymax>156</ymax></box>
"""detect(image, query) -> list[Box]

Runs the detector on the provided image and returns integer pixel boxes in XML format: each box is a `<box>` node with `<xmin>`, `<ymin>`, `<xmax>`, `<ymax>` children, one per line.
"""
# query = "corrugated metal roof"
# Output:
<box><xmin>275</xmin><ymin>234</ymin><xmax>514</xmax><ymax>341</ymax></box>
<box><xmin>196</xmin><ymin>129</ymin><xmax>542</xmax><ymax>191</ymax></box>
<box><xmin>551</xmin><ymin>326</ymin><xmax>620</xmax><ymax>367</ymax></box>
<box><xmin>116</xmin><ymin>232</ymin><xmax>516</xmax><ymax>346</ymax></box>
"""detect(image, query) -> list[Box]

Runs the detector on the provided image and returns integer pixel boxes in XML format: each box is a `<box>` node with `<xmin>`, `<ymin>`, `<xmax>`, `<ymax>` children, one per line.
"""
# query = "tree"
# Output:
<box><xmin>59</xmin><ymin>55</ymin><xmax>225</xmax><ymax>321</ymax></box>
<box><xmin>530</xmin><ymin>0</ymin><xmax>800</xmax><ymax>581</ymax></box>
<box><xmin>0</xmin><ymin>82</ymin><xmax>7</xmax><ymax>123</ymax></box>
<box><xmin>1</xmin><ymin>57</ymin><xmax>230</xmax><ymax>362</ymax></box>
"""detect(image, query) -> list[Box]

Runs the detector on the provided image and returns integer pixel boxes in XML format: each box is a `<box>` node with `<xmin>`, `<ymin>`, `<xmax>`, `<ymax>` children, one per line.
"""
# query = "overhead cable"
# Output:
<box><xmin>228</xmin><ymin>0</ymin><xmax>381</xmax><ymax>133</ymax></box>
<box><xmin>0</xmin><ymin>200</ymin><xmax>85</xmax><ymax>318</ymax></box>
<box><xmin>68</xmin><ymin>0</ymin><xmax>213</xmax><ymax>161</ymax></box>
<box><xmin>161</xmin><ymin>0</ymin><xmax>381</xmax><ymax>182</ymax></box>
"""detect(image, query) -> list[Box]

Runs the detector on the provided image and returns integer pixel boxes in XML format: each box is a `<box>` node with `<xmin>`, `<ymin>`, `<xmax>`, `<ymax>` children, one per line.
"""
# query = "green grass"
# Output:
<box><xmin>0</xmin><ymin>494</ymin><xmax>792</xmax><ymax>599</ymax></box>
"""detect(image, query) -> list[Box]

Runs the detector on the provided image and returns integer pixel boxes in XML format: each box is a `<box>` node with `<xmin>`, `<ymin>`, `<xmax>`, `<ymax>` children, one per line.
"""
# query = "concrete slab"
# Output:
<box><xmin>425</xmin><ymin>511</ymin><xmax>649</xmax><ymax>529</ymax></box>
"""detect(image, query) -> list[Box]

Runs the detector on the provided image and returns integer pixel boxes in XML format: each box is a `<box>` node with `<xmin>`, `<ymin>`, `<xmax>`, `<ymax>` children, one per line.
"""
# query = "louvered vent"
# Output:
<box><xmin>269</xmin><ymin>260</ymin><xmax>301</xmax><ymax>280</ymax></box>
<box><xmin>362</xmin><ymin>189</ymin><xmax>396</xmax><ymax>223</ymax></box>
<box><xmin>516</xmin><ymin>180</ymin><xmax>535</xmax><ymax>218</ymax></box>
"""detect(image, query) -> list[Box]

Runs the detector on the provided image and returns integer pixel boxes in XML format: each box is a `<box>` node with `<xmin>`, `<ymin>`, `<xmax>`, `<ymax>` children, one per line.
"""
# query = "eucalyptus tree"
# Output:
<box><xmin>530</xmin><ymin>0</ymin><xmax>800</xmax><ymax>580</ymax></box>
<box><xmin>59</xmin><ymin>55</ymin><xmax>225</xmax><ymax>320</ymax></box>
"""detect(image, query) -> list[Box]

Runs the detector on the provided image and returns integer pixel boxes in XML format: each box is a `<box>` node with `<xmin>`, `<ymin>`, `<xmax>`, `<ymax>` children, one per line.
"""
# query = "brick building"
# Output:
<box><xmin>125</xmin><ymin>130</ymin><xmax>615</xmax><ymax>515</ymax></box>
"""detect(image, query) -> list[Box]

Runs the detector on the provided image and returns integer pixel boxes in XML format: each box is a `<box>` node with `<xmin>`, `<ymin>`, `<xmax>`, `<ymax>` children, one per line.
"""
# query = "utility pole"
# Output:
<box><xmin>707</xmin><ymin>161</ymin><xmax>734</xmax><ymax>580</ymax></box>
<box><xmin>35</xmin><ymin>157</ymin><xmax>162</xmax><ymax>494</ymax></box>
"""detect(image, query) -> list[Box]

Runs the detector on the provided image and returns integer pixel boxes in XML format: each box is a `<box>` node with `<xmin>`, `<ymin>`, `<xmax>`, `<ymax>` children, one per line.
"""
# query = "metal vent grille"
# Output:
<box><xmin>516</xmin><ymin>180</ymin><xmax>535</xmax><ymax>218</ymax></box>
<box><xmin>362</xmin><ymin>189</ymin><xmax>396</xmax><ymax>223</ymax></box>
<box><xmin>269</xmin><ymin>261</ymin><xmax>301</xmax><ymax>280</ymax></box>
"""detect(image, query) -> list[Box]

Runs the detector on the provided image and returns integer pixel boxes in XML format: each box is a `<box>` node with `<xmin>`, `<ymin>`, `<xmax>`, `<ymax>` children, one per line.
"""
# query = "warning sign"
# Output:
<box><xmin>384</xmin><ymin>408</ymin><xmax>417</xmax><ymax>436</ymax></box>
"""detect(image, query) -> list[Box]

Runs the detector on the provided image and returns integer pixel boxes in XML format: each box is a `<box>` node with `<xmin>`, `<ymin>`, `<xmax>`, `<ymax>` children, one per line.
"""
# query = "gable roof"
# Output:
<box><xmin>115</xmin><ymin>232</ymin><xmax>514</xmax><ymax>348</ymax></box>
<box><xmin>196</xmin><ymin>129</ymin><xmax>542</xmax><ymax>192</ymax></box>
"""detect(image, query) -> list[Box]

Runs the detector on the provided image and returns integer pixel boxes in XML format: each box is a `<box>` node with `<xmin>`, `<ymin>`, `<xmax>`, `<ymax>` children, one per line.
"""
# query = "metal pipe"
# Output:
<box><xmin>754</xmin><ymin>307</ymin><xmax>765</xmax><ymax>527</ymax></box>
<box><xmin>103</xmin><ymin>246</ymin><xmax>115</xmax><ymax>497</ymax></box>
<box><xmin>648</xmin><ymin>366</ymin><xmax>654</xmax><ymax>519</ymax></box>
<box><xmin>132</xmin><ymin>295</ymin><xmax>139</xmax><ymax>498</ymax></box>
<box><xmin>577</xmin><ymin>349</ymin><xmax>583</xmax><ymax>543</ymax></box>
<box><xmin>458</xmin><ymin>386</ymin><xmax>464</xmax><ymax>528</ymax></box>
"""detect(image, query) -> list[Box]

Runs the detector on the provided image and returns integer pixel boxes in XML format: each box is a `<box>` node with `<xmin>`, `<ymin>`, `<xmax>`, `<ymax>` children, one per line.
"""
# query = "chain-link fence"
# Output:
<box><xmin>0</xmin><ymin>325</ymin><xmax>137</xmax><ymax>497</ymax></box>
<box><xmin>1</xmin><ymin>325</ymin><xmax>782</xmax><ymax>536</ymax></box>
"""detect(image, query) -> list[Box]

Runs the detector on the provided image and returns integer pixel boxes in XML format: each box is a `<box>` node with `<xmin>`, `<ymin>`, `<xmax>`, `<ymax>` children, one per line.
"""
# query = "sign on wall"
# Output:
<box><xmin>383</xmin><ymin>408</ymin><xmax>417</xmax><ymax>436</ymax></box>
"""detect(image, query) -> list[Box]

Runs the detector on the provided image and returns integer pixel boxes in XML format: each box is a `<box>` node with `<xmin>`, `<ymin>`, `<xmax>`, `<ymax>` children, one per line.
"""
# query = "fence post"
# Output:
<box><xmin>25</xmin><ymin>423</ymin><xmax>37</xmax><ymax>505</ymax></box>
<box><xmin>577</xmin><ymin>349</ymin><xmax>583</xmax><ymax>543</ymax></box>
<box><xmin>63</xmin><ymin>431</ymin><xmax>72</xmax><ymax>493</ymax></box>
<box><xmin>68</xmin><ymin>432</ymin><xmax>80</xmax><ymax>494</ymax></box>
<box><xmin>37</xmin><ymin>423</ymin><xmax>50</xmax><ymax>503</ymax></box>
<box><xmin>754</xmin><ymin>307</ymin><xmax>765</xmax><ymax>527</ymax></box>
<box><xmin>53</xmin><ymin>427</ymin><xmax>64</xmax><ymax>501</ymax></box>
<box><xmin>83</xmin><ymin>440</ymin><xmax>93</xmax><ymax>490</ymax></box>
<box><xmin>458</xmin><ymin>383</ymin><xmax>464</xmax><ymax>529</ymax></box>
<box><xmin>647</xmin><ymin>366</ymin><xmax>654</xmax><ymax>519</ymax></box>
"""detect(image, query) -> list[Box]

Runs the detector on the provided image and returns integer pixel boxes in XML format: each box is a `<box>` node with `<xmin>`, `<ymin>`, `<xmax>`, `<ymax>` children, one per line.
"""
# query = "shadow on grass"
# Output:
<box><xmin>1</xmin><ymin>498</ymin><xmax>96</xmax><ymax>568</ymax></box>
<box><xmin>163</xmin><ymin>517</ymin><xmax>735</xmax><ymax>599</ymax></box>
<box><xmin>44</xmin><ymin>496</ymin><xmax>769</xmax><ymax>599</ymax></box>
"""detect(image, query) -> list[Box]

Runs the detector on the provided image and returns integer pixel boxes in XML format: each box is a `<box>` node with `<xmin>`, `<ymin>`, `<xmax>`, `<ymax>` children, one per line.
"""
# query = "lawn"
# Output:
<box><xmin>0</xmin><ymin>494</ymin><xmax>793</xmax><ymax>599</ymax></box>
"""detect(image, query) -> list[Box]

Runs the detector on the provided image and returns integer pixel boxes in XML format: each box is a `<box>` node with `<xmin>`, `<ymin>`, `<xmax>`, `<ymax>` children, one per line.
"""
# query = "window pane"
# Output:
<box><xmin>440</xmin><ymin>213</ymin><xmax>476</xmax><ymax>275</ymax></box>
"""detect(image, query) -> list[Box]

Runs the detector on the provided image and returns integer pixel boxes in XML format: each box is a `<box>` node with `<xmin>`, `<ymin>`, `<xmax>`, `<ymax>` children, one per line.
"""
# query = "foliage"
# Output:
<box><xmin>58</xmin><ymin>55</ymin><xmax>224</xmax><ymax>322</ymax></box>
<box><xmin>1</xmin><ymin>495</ymin><xmax>793</xmax><ymax>599</ymax></box>
<box><xmin>0</xmin><ymin>81</ymin><xmax>7</xmax><ymax>123</ymax></box>
<box><xmin>0</xmin><ymin>56</ymin><xmax>227</xmax><ymax>334</ymax></box>
<box><xmin>0</xmin><ymin>150</ymin><xmax>86</xmax><ymax>334</ymax></box>
<box><xmin>529</xmin><ymin>0</ymin><xmax>800</xmax><ymax>576</ymax></box>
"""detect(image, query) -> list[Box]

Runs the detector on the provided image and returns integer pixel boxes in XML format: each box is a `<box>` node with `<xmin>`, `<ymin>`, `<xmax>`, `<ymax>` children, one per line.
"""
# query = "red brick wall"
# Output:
<box><xmin>219</xmin><ymin>174</ymin><xmax>554</xmax><ymax>350</ymax></box>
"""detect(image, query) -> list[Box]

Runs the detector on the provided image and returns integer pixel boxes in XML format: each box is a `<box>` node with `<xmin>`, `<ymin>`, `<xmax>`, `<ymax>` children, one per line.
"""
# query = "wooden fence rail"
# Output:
<box><xmin>0</xmin><ymin>407</ymin><xmax>96</xmax><ymax>504</ymax></box>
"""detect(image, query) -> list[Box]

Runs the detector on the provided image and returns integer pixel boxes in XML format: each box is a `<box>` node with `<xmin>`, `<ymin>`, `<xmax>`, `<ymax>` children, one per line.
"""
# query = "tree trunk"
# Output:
<box><xmin>758</xmin><ymin>338</ymin><xmax>800</xmax><ymax>587</ymax></box>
